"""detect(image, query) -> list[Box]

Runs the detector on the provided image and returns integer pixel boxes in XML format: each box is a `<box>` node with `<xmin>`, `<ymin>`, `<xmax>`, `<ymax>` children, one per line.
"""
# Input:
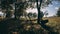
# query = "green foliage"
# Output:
<box><xmin>1</xmin><ymin>0</ymin><xmax>13</xmax><ymax>18</ymax></box>
<box><xmin>14</xmin><ymin>2</ymin><xmax>28</xmax><ymax>19</ymax></box>
<box><xmin>41</xmin><ymin>0</ymin><xmax>52</xmax><ymax>8</ymax></box>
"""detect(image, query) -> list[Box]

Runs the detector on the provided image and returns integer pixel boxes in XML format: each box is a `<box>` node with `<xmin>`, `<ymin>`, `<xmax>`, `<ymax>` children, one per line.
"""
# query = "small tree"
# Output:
<box><xmin>28</xmin><ymin>12</ymin><xmax>33</xmax><ymax>18</ymax></box>
<box><xmin>33</xmin><ymin>13</ymin><xmax>37</xmax><ymax>18</ymax></box>
<box><xmin>57</xmin><ymin>8</ymin><xmax>60</xmax><ymax>17</ymax></box>
<box><xmin>44</xmin><ymin>11</ymin><xmax>48</xmax><ymax>17</ymax></box>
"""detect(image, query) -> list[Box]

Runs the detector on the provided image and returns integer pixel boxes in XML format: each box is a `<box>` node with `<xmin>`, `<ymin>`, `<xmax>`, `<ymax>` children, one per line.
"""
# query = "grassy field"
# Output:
<box><xmin>43</xmin><ymin>17</ymin><xmax>60</xmax><ymax>33</ymax></box>
<box><xmin>43</xmin><ymin>17</ymin><xmax>60</xmax><ymax>27</ymax></box>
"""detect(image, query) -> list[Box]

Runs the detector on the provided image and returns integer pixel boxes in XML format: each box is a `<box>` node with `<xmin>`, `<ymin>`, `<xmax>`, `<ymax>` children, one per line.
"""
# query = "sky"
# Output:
<box><xmin>26</xmin><ymin>1</ymin><xmax>60</xmax><ymax>17</ymax></box>
<box><xmin>0</xmin><ymin>0</ymin><xmax>60</xmax><ymax>17</ymax></box>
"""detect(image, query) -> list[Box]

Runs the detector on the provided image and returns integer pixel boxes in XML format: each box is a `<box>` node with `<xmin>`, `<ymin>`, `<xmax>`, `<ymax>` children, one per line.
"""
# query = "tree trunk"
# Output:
<box><xmin>36</xmin><ymin>0</ymin><xmax>43</xmax><ymax>24</ymax></box>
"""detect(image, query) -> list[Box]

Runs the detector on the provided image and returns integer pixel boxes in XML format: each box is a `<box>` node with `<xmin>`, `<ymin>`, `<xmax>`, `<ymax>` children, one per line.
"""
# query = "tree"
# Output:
<box><xmin>36</xmin><ymin>0</ymin><xmax>59</xmax><ymax>34</ymax></box>
<box><xmin>44</xmin><ymin>11</ymin><xmax>48</xmax><ymax>17</ymax></box>
<box><xmin>57</xmin><ymin>8</ymin><xmax>60</xmax><ymax>17</ymax></box>
<box><xmin>36</xmin><ymin>0</ymin><xmax>52</xmax><ymax>23</ymax></box>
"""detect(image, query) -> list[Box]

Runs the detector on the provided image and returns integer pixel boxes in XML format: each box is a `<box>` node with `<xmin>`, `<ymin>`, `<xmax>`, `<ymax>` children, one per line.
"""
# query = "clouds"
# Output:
<box><xmin>26</xmin><ymin>8</ymin><xmax>38</xmax><ymax>13</ymax></box>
